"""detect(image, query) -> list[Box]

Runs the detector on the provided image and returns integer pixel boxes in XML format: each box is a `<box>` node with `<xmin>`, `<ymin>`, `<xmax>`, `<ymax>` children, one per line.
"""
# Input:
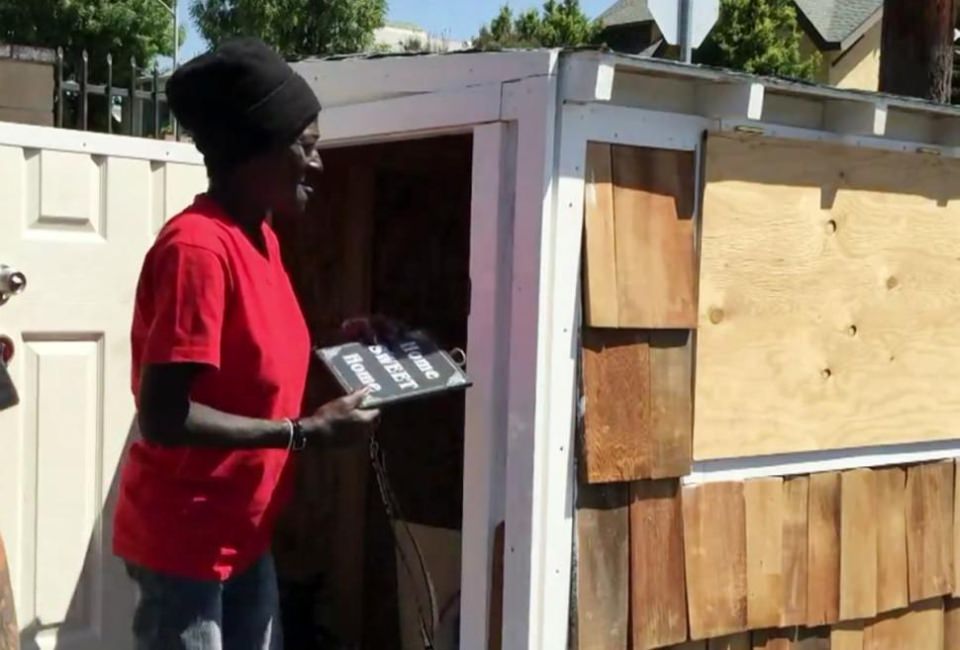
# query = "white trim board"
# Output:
<box><xmin>603</xmin><ymin>51</ymin><xmax>960</xmax><ymax>120</ymax></box>
<box><xmin>717</xmin><ymin>119</ymin><xmax>960</xmax><ymax>158</ymax></box>
<box><xmin>316</xmin><ymin>85</ymin><xmax>502</xmax><ymax>146</ymax></box>
<box><xmin>459</xmin><ymin>122</ymin><xmax>515</xmax><ymax>650</ymax></box>
<box><xmin>564</xmin><ymin>103</ymin><xmax>709</xmax><ymax>151</ymax></box>
<box><xmin>684</xmin><ymin>439</ymin><xmax>960</xmax><ymax>484</ymax></box>
<box><xmin>295</xmin><ymin>50</ymin><xmax>557</xmax><ymax>109</ymax></box>
<box><xmin>500</xmin><ymin>70</ymin><xmax>565</xmax><ymax>650</ymax></box>
<box><xmin>0</xmin><ymin>121</ymin><xmax>203</xmax><ymax>164</ymax></box>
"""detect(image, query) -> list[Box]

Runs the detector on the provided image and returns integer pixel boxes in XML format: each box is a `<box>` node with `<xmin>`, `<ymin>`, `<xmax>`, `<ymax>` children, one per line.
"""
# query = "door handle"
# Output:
<box><xmin>0</xmin><ymin>335</ymin><xmax>17</xmax><ymax>412</ymax></box>
<box><xmin>0</xmin><ymin>265</ymin><xmax>26</xmax><ymax>306</ymax></box>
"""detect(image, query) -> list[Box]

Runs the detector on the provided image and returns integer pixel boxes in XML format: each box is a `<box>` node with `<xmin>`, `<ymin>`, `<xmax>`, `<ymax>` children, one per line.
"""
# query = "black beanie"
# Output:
<box><xmin>167</xmin><ymin>37</ymin><xmax>321</xmax><ymax>171</ymax></box>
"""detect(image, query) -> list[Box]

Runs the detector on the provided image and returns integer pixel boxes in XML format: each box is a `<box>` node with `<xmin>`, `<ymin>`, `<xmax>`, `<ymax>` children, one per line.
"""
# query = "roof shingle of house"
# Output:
<box><xmin>598</xmin><ymin>0</ymin><xmax>883</xmax><ymax>49</ymax></box>
<box><xmin>793</xmin><ymin>0</ymin><xmax>883</xmax><ymax>47</ymax></box>
<box><xmin>598</xmin><ymin>0</ymin><xmax>653</xmax><ymax>28</ymax></box>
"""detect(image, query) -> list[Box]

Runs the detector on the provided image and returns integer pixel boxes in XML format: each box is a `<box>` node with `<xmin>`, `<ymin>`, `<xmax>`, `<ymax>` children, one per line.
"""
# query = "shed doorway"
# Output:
<box><xmin>272</xmin><ymin>134</ymin><xmax>474</xmax><ymax>650</ymax></box>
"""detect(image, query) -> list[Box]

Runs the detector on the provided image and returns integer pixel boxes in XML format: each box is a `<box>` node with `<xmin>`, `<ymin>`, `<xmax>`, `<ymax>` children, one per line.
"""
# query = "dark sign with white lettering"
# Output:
<box><xmin>316</xmin><ymin>334</ymin><xmax>471</xmax><ymax>409</ymax></box>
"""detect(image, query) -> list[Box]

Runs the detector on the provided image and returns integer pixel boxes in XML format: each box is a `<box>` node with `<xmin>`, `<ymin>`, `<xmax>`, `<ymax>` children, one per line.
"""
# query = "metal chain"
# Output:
<box><xmin>368</xmin><ymin>427</ymin><xmax>438</xmax><ymax>650</ymax></box>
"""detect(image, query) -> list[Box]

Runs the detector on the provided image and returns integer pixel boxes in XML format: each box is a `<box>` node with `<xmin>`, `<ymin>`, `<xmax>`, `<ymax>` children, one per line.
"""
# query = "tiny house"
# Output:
<box><xmin>289</xmin><ymin>50</ymin><xmax>960</xmax><ymax>649</ymax></box>
<box><xmin>5</xmin><ymin>48</ymin><xmax>960</xmax><ymax>650</ymax></box>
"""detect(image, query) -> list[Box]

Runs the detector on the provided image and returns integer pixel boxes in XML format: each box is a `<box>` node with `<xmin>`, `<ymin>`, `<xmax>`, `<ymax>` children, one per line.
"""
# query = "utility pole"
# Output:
<box><xmin>879</xmin><ymin>0</ymin><xmax>953</xmax><ymax>102</ymax></box>
<box><xmin>153</xmin><ymin>0</ymin><xmax>180</xmax><ymax>69</ymax></box>
<box><xmin>153</xmin><ymin>0</ymin><xmax>180</xmax><ymax>136</ymax></box>
<box><xmin>680</xmin><ymin>0</ymin><xmax>692</xmax><ymax>63</ymax></box>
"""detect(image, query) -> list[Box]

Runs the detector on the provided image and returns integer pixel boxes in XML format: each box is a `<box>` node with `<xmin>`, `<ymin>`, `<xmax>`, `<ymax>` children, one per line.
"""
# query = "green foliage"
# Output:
<box><xmin>190</xmin><ymin>0</ymin><xmax>388</xmax><ymax>58</ymax></box>
<box><xmin>403</xmin><ymin>37</ymin><xmax>426</xmax><ymax>53</ymax></box>
<box><xmin>474</xmin><ymin>0</ymin><xmax>601</xmax><ymax>50</ymax></box>
<box><xmin>0</xmin><ymin>0</ymin><xmax>176</xmax><ymax>78</ymax></box>
<box><xmin>694</xmin><ymin>0</ymin><xmax>821</xmax><ymax>81</ymax></box>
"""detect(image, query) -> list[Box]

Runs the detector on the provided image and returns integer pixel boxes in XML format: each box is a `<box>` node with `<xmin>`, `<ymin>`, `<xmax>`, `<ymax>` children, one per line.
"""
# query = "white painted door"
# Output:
<box><xmin>0</xmin><ymin>124</ymin><xmax>205</xmax><ymax>649</ymax></box>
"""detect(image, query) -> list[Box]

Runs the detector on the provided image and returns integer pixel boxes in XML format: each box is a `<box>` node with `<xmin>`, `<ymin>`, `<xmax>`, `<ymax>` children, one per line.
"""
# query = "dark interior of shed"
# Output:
<box><xmin>271</xmin><ymin>134</ymin><xmax>474</xmax><ymax>650</ymax></box>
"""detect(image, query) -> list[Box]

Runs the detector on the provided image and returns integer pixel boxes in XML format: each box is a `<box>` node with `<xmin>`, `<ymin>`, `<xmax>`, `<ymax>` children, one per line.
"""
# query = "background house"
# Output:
<box><xmin>374</xmin><ymin>21</ymin><xmax>471</xmax><ymax>53</ymax></box>
<box><xmin>598</xmin><ymin>0</ymin><xmax>884</xmax><ymax>91</ymax></box>
<box><xmin>795</xmin><ymin>0</ymin><xmax>882</xmax><ymax>91</ymax></box>
<box><xmin>0</xmin><ymin>45</ymin><xmax>55</xmax><ymax>126</ymax></box>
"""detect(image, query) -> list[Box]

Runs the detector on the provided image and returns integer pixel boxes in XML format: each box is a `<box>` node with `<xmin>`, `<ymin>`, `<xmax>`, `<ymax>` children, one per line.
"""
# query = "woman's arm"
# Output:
<box><xmin>138</xmin><ymin>363</ymin><xmax>376</xmax><ymax>449</ymax></box>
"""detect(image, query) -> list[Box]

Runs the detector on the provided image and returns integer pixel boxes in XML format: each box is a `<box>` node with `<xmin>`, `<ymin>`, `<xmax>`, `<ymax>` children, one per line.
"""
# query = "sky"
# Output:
<box><xmin>174</xmin><ymin>0</ymin><xmax>614</xmax><ymax>61</ymax></box>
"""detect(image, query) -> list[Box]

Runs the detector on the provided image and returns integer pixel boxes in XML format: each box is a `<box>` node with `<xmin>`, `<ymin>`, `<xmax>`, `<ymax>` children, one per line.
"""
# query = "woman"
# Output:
<box><xmin>112</xmin><ymin>37</ymin><xmax>377</xmax><ymax>650</ymax></box>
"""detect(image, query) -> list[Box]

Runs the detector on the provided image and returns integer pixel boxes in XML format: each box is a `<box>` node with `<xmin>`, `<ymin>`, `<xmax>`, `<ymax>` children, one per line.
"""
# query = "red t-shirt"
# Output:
<box><xmin>113</xmin><ymin>195</ymin><xmax>311</xmax><ymax>581</ymax></box>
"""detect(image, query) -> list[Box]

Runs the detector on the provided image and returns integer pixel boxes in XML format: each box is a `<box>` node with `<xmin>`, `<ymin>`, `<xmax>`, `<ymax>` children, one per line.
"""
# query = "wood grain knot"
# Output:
<box><xmin>709</xmin><ymin>307</ymin><xmax>725</xmax><ymax>325</ymax></box>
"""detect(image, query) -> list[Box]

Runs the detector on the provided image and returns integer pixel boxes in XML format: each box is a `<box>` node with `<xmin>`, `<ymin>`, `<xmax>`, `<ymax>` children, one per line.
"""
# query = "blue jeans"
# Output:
<box><xmin>125</xmin><ymin>554</ymin><xmax>283</xmax><ymax>650</ymax></box>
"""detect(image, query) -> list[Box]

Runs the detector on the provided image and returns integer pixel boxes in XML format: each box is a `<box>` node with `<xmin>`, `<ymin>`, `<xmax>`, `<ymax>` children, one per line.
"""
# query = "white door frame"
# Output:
<box><xmin>313</xmin><ymin>85</ymin><xmax>522</xmax><ymax>650</ymax></box>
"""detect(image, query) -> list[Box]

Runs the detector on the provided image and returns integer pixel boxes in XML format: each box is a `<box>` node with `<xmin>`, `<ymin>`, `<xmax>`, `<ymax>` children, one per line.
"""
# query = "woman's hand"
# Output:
<box><xmin>300</xmin><ymin>390</ymin><xmax>380</xmax><ymax>447</ymax></box>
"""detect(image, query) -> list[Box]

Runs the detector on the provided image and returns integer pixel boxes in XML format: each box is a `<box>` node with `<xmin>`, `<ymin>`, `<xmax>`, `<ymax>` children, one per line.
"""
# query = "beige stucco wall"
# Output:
<box><xmin>827</xmin><ymin>21</ymin><xmax>881</xmax><ymax>91</ymax></box>
<box><xmin>800</xmin><ymin>22</ymin><xmax>881</xmax><ymax>92</ymax></box>
<box><xmin>0</xmin><ymin>58</ymin><xmax>54</xmax><ymax>126</ymax></box>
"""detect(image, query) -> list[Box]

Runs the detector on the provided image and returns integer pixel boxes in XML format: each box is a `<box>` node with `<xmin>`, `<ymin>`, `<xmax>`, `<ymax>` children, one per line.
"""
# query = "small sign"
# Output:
<box><xmin>648</xmin><ymin>0</ymin><xmax>719</xmax><ymax>48</ymax></box>
<box><xmin>316</xmin><ymin>333</ymin><xmax>471</xmax><ymax>409</ymax></box>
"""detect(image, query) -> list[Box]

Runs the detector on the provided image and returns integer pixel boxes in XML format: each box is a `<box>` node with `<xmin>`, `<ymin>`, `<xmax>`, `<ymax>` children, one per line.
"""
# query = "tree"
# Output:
<box><xmin>879</xmin><ymin>0</ymin><xmax>953</xmax><ymax>102</ymax></box>
<box><xmin>0</xmin><ymin>0</ymin><xmax>175</xmax><ymax>77</ymax></box>
<box><xmin>191</xmin><ymin>0</ymin><xmax>387</xmax><ymax>58</ymax></box>
<box><xmin>474</xmin><ymin>0</ymin><xmax>600</xmax><ymax>50</ymax></box>
<box><xmin>694</xmin><ymin>0</ymin><xmax>820</xmax><ymax>81</ymax></box>
<box><xmin>403</xmin><ymin>37</ymin><xmax>426</xmax><ymax>53</ymax></box>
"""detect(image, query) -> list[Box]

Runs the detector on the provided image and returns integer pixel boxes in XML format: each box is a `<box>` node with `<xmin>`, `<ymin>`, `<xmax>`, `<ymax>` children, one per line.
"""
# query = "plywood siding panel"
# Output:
<box><xmin>864</xmin><ymin>599</ymin><xmax>944</xmax><ymax>650</ymax></box>
<box><xmin>782</xmin><ymin>477</ymin><xmax>810</xmax><ymax>627</ymax></box>
<box><xmin>875</xmin><ymin>467</ymin><xmax>908</xmax><ymax>612</ymax></box>
<box><xmin>945</xmin><ymin>598</ymin><xmax>960</xmax><ymax>649</ymax></box>
<box><xmin>695</xmin><ymin>133</ymin><xmax>960</xmax><ymax>460</ymax></box>
<box><xmin>648</xmin><ymin>331</ymin><xmax>694</xmax><ymax>478</ymax></box>
<box><xmin>745</xmin><ymin>478</ymin><xmax>785</xmax><ymax>629</ymax></box>
<box><xmin>840</xmin><ymin>469</ymin><xmax>878</xmax><ymax>620</ymax></box>
<box><xmin>583</xmin><ymin>143</ymin><xmax>619</xmax><ymax>327</ymax></box>
<box><xmin>906</xmin><ymin>462</ymin><xmax>955</xmax><ymax>602</ymax></box>
<box><xmin>954</xmin><ymin>461</ymin><xmax>960</xmax><ymax>597</ymax></box>
<box><xmin>751</xmin><ymin>629</ymin><xmax>795</xmax><ymax>650</ymax></box>
<box><xmin>683</xmin><ymin>482</ymin><xmax>748</xmax><ymax>639</ymax></box>
<box><xmin>630</xmin><ymin>479</ymin><xmax>688</xmax><ymax>650</ymax></box>
<box><xmin>917</xmin><ymin>599</ymin><xmax>948</xmax><ymax>650</ymax></box>
<box><xmin>581</xmin><ymin>330</ymin><xmax>651</xmax><ymax>482</ymax></box>
<box><xmin>831</xmin><ymin>621</ymin><xmax>864</xmax><ymax>650</ymax></box>
<box><xmin>795</xmin><ymin>628</ymin><xmax>830</xmax><ymax>650</ymax></box>
<box><xmin>709</xmin><ymin>633</ymin><xmax>751</xmax><ymax>650</ymax></box>
<box><xmin>752</xmin><ymin>628</ymin><xmax>829</xmax><ymax>649</ymax></box>
<box><xmin>610</xmin><ymin>145</ymin><xmax>697</xmax><ymax>328</ymax></box>
<box><xmin>674</xmin><ymin>642</ymin><xmax>707</xmax><ymax>650</ymax></box>
<box><xmin>580</xmin><ymin>329</ymin><xmax>693</xmax><ymax>482</ymax></box>
<box><xmin>576</xmin><ymin>484</ymin><xmax>629</xmax><ymax>650</ymax></box>
<box><xmin>806</xmin><ymin>472</ymin><xmax>841</xmax><ymax>626</ymax></box>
